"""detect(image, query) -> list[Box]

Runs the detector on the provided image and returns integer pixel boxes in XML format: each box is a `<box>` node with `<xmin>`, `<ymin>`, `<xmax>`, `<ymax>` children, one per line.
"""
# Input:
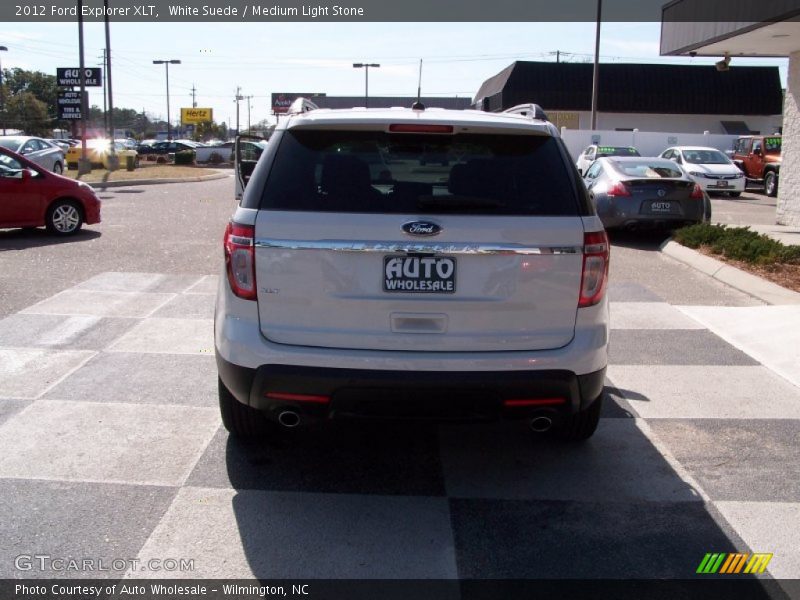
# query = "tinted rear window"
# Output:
<box><xmin>259</xmin><ymin>130</ymin><xmax>581</xmax><ymax>216</ymax></box>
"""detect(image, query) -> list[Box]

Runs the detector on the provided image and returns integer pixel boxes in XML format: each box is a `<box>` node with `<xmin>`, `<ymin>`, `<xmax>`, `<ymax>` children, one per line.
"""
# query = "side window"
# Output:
<box><xmin>743</xmin><ymin>139</ymin><xmax>752</xmax><ymax>154</ymax></box>
<box><xmin>585</xmin><ymin>161</ymin><xmax>602</xmax><ymax>179</ymax></box>
<box><xmin>587</xmin><ymin>148</ymin><xmax>596</xmax><ymax>160</ymax></box>
<box><xmin>662</xmin><ymin>149</ymin><xmax>673</xmax><ymax>159</ymax></box>
<box><xmin>752</xmin><ymin>140</ymin><xmax>762</xmax><ymax>154</ymax></box>
<box><xmin>21</xmin><ymin>141</ymin><xmax>38</xmax><ymax>154</ymax></box>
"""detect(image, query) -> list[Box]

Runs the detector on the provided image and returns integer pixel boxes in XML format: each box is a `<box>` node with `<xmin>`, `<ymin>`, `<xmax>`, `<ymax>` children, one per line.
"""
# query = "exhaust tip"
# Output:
<box><xmin>530</xmin><ymin>416</ymin><xmax>553</xmax><ymax>433</ymax></box>
<box><xmin>277</xmin><ymin>410</ymin><xmax>301</xmax><ymax>428</ymax></box>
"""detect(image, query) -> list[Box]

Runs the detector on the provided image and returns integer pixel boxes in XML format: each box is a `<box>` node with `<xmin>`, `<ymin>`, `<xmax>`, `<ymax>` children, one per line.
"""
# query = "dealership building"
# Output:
<box><xmin>661</xmin><ymin>1</ymin><xmax>800</xmax><ymax>225</ymax></box>
<box><xmin>473</xmin><ymin>60</ymin><xmax>784</xmax><ymax>135</ymax></box>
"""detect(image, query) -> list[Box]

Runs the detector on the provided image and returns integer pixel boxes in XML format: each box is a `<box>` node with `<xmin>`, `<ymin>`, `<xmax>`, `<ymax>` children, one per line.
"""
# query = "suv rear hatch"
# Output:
<box><xmin>253</xmin><ymin>125</ymin><xmax>588</xmax><ymax>352</ymax></box>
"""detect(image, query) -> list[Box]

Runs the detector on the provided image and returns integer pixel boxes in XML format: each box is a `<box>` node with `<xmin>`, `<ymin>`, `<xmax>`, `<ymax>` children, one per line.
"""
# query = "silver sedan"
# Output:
<box><xmin>0</xmin><ymin>136</ymin><xmax>66</xmax><ymax>174</ymax></box>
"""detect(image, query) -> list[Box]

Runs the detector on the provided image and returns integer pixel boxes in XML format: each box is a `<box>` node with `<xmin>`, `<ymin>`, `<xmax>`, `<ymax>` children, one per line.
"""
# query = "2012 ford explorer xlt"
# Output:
<box><xmin>215</xmin><ymin>100</ymin><xmax>610</xmax><ymax>441</ymax></box>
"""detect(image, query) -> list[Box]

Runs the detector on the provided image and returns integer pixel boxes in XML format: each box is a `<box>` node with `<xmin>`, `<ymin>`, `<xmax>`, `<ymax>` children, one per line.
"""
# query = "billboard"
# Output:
<box><xmin>181</xmin><ymin>108</ymin><xmax>213</xmax><ymax>124</ymax></box>
<box><xmin>57</xmin><ymin>68</ymin><xmax>102</xmax><ymax>87</ymax></box>
<box><xmin>272</xmin><ymin>93</ymin><xmax>325</xmax><ymax>114</ymax></box>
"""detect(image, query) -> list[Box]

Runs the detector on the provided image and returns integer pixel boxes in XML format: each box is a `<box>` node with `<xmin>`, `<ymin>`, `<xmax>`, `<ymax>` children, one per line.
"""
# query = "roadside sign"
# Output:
<box><xmin>57</xmin><ymin>68</ymin><xmax>102</xmax><ymax>87</ymax></box>
<box><xmin>57</xmin><ymin>90</ymin><xmax>87</xmax><ymax>120</ymax></box>
<box><xmin>180</xmin><ymin>107</ymin><xmax>213</xmax><ymax>124</ymax></box>
<box><xmin>272</xmin><ymin>92</ymin><xmax>325</xmax><ymax>114</ymax></box>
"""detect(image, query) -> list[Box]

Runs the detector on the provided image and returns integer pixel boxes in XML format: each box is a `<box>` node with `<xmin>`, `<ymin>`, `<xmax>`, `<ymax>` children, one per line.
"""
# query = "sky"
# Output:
<box><xmin>0</xmin><ymin>21</ymin><xmax>789</xmax><ymax>130</ymax></box>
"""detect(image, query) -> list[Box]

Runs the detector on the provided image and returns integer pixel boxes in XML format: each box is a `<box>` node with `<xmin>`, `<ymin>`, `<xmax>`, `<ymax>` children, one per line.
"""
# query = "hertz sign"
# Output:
<box><xmin>181</xmin><ymin>108</ymin><xmax>213</xmax><ymax>124</ymax></box>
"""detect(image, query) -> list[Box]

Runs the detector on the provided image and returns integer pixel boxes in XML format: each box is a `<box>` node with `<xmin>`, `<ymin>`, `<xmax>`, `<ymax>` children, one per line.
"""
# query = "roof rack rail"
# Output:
<box><xmin>503</xmin><ymin>103</ymin><xmax>549</xmax><ymax>122</ymax></box>
<box><xmin>287</xmin><ymin>97</ymin><xmax>320</xmax><ymax>115</ymax></box>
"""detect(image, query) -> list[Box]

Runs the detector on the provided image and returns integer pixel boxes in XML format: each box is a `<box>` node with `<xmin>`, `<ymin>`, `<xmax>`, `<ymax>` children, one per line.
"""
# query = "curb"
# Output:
<box><xmin>660</xmin><ymin>240</ymin><xmax>800</xmax><ymax>305</ymax></box>
<box><xmin>87</xmin><ymin>171</ymin><xmax>230</xmax><ymax>189</ymax></box>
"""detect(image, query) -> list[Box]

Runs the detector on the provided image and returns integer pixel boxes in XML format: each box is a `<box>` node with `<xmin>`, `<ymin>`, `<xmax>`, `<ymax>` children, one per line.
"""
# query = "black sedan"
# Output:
<box><xmin>582</xmin><ymin>157</ymin><xmax>711</xmax><ymax>231</ymax></box>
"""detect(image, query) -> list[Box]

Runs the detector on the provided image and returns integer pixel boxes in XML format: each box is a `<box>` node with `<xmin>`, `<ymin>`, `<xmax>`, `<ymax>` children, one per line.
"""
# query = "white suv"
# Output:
<box><xmin>215</xmin><ymin>101</ymin><xmax>610</xmax><ymax>441</ymax></box>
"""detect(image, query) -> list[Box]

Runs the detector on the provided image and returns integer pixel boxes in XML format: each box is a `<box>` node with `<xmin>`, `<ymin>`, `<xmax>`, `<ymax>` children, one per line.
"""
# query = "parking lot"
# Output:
<box><xmin>1</xmin><ymin>179</ymin><xmax>799</xmax><ymax>596</ymax></box>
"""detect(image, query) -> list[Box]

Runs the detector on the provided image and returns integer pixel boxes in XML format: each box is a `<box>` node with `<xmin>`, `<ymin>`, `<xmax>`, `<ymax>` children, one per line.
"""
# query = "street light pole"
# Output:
<box><xmin>153</xmin><ymin>59</ymin><xmax>181</xmax><ymax>140</ymax></box>
<box><xmin>353</xmin><ymin>63</ymin><xmax>380</xmax><ymax>108</ymax></box>
<box><xmin>0</xmin><ymin>46</ymin><xmax>7</xmax><ymax>136</ymax></box>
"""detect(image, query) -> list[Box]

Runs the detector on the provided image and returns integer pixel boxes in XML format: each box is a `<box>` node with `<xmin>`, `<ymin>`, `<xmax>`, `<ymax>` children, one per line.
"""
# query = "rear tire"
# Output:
<box><xmin>728</xmin><ymin>192</ymin><xmax>741</xmax><ymax>198</ymax></box>
<box><xmin>218</xmin><ymin>377</ymin><xmax>271</xmax><ymax>438</ymax></box>
<box><xmin>556</xmin><ymin>394</ymin><xmax>602</xmax><ymax>442</ymax></box>
<box><xmin>53</xmin><ymin>162</ymin><xmax>63</xmax><ymax>174</ymax></box>
<box><xmin>764</xmin><ymin>171</ymin><xmax>778</xmax><ymax>197</ymax></box>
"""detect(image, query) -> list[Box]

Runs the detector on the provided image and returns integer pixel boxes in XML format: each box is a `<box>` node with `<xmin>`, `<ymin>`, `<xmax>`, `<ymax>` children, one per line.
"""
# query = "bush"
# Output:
<box><xmin>674</xmin><ymin>224</ymin><xmax>800</xmax><ymax>266</ymax></box>
<box><xmin>174</xmin><ymin>150</ymin><xmax>195</xmax><ymax>165</ymax></box>
<box><xmin>208</xmin><ymin>151</ymin><xmax>225</xmax><ymax>164</ymax></box>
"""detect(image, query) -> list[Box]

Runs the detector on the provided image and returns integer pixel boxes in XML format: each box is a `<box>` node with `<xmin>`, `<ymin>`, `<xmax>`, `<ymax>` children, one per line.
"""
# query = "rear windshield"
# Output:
<box><xmin>597</xmin><ymin>146</ymin><xmax>640</xmax><ymax>157</ymax></box>
<box><xmin>259</xmin><ymin>130</ymin><xmax>580</xmax><ymax>216</ymax></box>
<box><xmin>683</xmin><ymin>149</ymin><xmax>729</xmax><ymax>164</ymax></box>
<box><xmin>612</xmin><ymin>160</ymin><xmax>683</xmax><ymax>178</ymax></box>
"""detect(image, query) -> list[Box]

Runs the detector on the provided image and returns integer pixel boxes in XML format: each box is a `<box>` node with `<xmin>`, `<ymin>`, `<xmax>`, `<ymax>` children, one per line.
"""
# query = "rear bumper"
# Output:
<box><xmin>217</xmin><ymin>357</ymin><xmax>605</xmax><ymax>423</ymax></box>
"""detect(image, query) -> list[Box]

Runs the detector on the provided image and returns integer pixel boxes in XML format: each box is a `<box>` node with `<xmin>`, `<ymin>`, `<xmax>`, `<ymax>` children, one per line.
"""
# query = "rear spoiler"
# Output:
<box><xmin>287</xmin><ymin>97</ymin><xmax>320</xmax><ymax>115</ymax></box>
<box><xmin>503</xmin><ymin>104</ymin><xmax>549</xmax><ymax>122</ymax></box>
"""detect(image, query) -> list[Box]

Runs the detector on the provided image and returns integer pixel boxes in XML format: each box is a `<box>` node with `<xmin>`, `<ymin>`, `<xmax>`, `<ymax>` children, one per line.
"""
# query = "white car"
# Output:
<box><xmin>659</xmin><ymin>146</ymin><xmax>745</xmax><ymax>197</ymax></box>
<box><xmin>575</xmin><ymin>145</ymin><xmax>640</xmax><ymax>176</ymax></box>
<box><xmin>0</xmin><ymin>136</ymin><xmax>65</xmax><ymax>174</ymax></box>
<box><xmin>215</xmin><ymin>100</ymin><xmax>610</xmax><ymax>442</ymax></box>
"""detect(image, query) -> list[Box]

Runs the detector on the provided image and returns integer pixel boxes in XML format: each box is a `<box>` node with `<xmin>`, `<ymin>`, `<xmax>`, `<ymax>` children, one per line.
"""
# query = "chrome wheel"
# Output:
<box><xmin>764</xmin><ymin>172</ymin><xmax>777</xmax><ymax>197</ymax></box>
<box><xmin>48</xmin><ymin>202</ymin><xmax>82</xmax><ymax>234</ymax></box>
<box><xmin>53</xmin><ymin>162</ymin><xmax>63</xmax><ymax>174</ymax></box>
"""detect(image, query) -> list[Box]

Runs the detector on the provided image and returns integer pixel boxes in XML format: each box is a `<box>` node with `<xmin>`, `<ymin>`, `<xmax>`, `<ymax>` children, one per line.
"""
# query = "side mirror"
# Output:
<box><xmin>21</xmin><ymin>169</ymin><xmax>31</xmax><ymax>181</ymax></box>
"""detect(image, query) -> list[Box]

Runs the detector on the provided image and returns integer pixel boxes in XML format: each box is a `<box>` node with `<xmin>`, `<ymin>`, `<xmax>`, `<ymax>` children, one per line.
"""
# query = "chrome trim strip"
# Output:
<box><xmin>254</xmin><ymin>239</ymin><xmax>581</xmax><ymax>255</ymax></box>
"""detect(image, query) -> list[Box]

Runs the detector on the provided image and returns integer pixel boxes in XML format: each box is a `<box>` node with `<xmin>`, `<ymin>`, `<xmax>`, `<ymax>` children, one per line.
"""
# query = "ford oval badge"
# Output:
<box><xmin>403</xmin><ymin>221</ymin><xmax>442</xmax><ymax>236</ymax></box>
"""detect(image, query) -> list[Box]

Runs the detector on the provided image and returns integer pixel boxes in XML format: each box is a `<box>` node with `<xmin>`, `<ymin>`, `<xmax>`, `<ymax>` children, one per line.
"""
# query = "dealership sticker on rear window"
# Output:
<box><xmin>384</xmin><ymin>256</ymin><xmax>456</xmax><ymax>293</ymax></box>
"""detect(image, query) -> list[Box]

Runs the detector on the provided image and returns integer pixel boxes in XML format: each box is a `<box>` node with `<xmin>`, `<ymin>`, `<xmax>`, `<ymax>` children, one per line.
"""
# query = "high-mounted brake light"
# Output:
<box><xmin>223</xmin><ymin>221</ymin><xmax>256</xmax><ymax>300</ymax></box>
<box><xmin>579</xmin><ymin>230</ymin><xmax>609</xmax><ymax>308</ymax></box>
<box><xmin>388</xmin><ymin>124</ymin><xmax>454</xmax><ymax>134</ymax></box>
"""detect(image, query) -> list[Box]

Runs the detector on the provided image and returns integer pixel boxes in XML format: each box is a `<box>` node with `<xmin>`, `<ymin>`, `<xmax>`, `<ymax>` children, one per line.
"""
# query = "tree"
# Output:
<box><xmin>5</xmin><ymin>92</ymin><xmax>51</xmax><ymax>136</ymax></box>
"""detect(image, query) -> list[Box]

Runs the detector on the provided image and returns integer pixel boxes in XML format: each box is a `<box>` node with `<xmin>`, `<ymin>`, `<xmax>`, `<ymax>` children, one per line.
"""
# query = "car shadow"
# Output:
<box><xmin>607</xmin><ymin>229</ymin><xmax>671</xmax><ymax>251</ymax></box>
<box><xmin>211</xmin><ymin>390</ymin><xmax>792</xmax><ymax>597</ymax></box>
<box><xmin>0</xmin><ymin>227</ymin><xmax>101</xmax><ymax>250</ymax></box>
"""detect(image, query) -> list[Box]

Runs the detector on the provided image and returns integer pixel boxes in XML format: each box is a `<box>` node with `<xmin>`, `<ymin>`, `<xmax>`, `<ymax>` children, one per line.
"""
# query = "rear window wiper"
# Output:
<box><xmin>417</xmin><ymin>195</ymin><xmax>505</xmax><ymax>209</ymax></box>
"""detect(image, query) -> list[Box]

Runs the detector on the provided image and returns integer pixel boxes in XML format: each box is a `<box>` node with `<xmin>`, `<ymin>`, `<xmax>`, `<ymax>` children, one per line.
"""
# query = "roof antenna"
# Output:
<box><xmin>412</xmin><ymin>59</ymin><xmax>425</xmax><ymax>110</ymax></box>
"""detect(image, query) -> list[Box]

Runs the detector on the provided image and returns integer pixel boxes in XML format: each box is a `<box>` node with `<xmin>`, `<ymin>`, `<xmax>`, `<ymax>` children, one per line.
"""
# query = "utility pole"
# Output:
<box><xmin>234</xmin><ymin>87</ymin><xmax>242</xmax><ymax>135</ymax></box>
<box><xmin>98</xmin><ymin>49</ymin><xmax>107</xmax><ymax>134</ymax></box>
<box><xmin>191</xmin><ymin>83</ymin><xmax>197</xmax><ymax>108</ymax></box>
<box><xmin>590</xmin><ymin>0</ymin><xmax>602</xmax><ymax>130</ymax></box>
<box><xmin>77</xmin><ymin>0</ymin><xmax>91</xmax><ymax>175</ymax></box>
<box><xmin>353</xmin><ymin>63</ymin><xmax>380</xmax><ymax>108</ymax></box>
<box><xmin>245</xmin><ymin>94</ymin><xmax>253</xmax><ymax>133</ymax></box>
<box><xmin>104</xmin><ymin>0</ymin><xmax>116</xmax><ymax>165</ymax></box>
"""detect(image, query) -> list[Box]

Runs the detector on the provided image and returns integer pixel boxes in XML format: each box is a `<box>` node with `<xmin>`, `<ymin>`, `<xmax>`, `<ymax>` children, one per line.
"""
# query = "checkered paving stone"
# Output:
<box><xmin>0</xmin><ymin>274</ymin><xmax>798</xmax><ymax>583</ymax></box>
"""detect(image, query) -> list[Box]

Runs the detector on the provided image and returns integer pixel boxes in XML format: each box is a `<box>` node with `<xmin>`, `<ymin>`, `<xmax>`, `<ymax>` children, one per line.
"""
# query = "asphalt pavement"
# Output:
<box><xmin>0</xmin><ymin>180</ymin><xmax>798</xmax><ymax>594</ymax></box>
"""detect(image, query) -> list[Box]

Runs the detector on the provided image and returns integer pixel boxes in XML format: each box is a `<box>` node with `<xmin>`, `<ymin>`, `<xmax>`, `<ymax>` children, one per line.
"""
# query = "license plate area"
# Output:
<box><xmin>647</xmin><ymin>201</ymin><xmax>676</xmax><ymax>214</ymax></box>
<box><xmin>383</xmin><ymin>255</ymin><xmax>456</xmax><ymax>293</ymax></box>
<box><xmin>712</xmin><ymin>180</ymin><xmax>730</xmax><ymax>188</ymax></box>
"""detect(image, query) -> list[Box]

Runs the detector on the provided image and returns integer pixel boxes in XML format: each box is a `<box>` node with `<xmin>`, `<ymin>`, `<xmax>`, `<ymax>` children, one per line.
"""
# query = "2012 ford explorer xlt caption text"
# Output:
<box><xmin>215</xmin><ymin>100</ymin><xmax>609</xmax><ymax>442</ymax></box>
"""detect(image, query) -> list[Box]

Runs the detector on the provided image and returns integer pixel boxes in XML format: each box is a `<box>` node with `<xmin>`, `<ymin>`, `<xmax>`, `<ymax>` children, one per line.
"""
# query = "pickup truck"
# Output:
<box><xmin>731</xmin><ymin>135</ymin><xmax>781</xmax><ymax>197</ymax></box>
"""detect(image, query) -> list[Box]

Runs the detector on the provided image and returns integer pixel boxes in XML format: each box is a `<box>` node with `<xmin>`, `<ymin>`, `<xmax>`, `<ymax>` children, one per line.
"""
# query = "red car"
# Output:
<box><xmin>0</xmin><ymin>146</ymin><xmax>100</xmax><ymax>235</ymax></box>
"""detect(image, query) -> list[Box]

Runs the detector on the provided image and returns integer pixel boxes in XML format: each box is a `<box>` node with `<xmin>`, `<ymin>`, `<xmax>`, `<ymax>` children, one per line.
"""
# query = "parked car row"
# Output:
<box><xmin>575</xmin><ymin>135</ymin><xmax>780</xmax><ymax>231</ymax></box>
<box><xmin>0</xmin><ymin>136</ymin><xmax>66</xmax><ymax>174</ymax></box>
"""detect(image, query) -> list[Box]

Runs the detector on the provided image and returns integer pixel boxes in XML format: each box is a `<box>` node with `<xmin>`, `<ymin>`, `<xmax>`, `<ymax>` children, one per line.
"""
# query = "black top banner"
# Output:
<box><xmin>3</xmin><ymin>0</ymin><xmax>800</xmax><ymax>22</ymax></box>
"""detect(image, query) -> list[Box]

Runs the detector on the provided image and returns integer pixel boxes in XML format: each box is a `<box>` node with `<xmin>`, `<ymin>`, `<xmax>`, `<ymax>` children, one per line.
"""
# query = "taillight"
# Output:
<box><xmin>606</xmin><ymin>181</ymin><xmax>631</xmax><ymax>197</ymax></box>
<box><xmin>690</xmin><ymin>183</ymin><xmax>704</xmax><ymax>199</ymax></box>
<box><xmin>223</xmin><ymin>221</ymin><xmax>256</xmax><ymax>300</ymax></box>
<box><xmin>579</xmin><ymin>230</ymin><xmax>609</xmax><ymax>308</ymax></box>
